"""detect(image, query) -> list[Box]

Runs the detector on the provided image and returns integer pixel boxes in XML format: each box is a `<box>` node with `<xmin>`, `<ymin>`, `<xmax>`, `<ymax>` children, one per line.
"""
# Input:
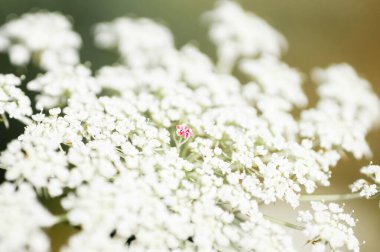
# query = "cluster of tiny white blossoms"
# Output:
<box><xmin>94</xmin><ymin>17</ymin><xmax>174</xmax><ymax>69</ymax></box>
<box><xmin>0</xmin><ymin>74</ymin><xmax>32</xmax><ymax>127</ymax></box>
<box><xmin>0</xmin><ymin>12</ymin><xmax>81</xmax><ymax>70</ymax></box>
<box><xmin>350</xmin><ymin>164</ymin><xmax>380</xmax><ymax>201</ymax></box>
<box><xmin>27</xmin><ymin>65</ymin><xmax>100</xmax><ymax>109</ymax></box>
<box><xmin>203</xmin><ymin>0</ymin><xmax>287</xmax><ymax>72</ymax></box>
<box><xmin>297</xmin><ymin>201</ymin><xmax>359</xmax><ymax>252</ymax></box>
<box><xmin>0</xmin><ymin>182</ymin><xmax>55</xmax><ymax>252</ymax></box>
<box><xmin>299</xmin><ymin>64</ymin><xmax>380</xmax><ymax>159</ymax></box>
<box><xmin>0</xmin><ymin>1</ymin><xmax>379</xmax><ymax>251</ymax></box>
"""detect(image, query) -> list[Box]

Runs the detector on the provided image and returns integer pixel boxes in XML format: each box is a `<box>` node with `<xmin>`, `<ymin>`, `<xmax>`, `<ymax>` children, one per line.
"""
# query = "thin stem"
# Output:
<box><xmin>177</xmin><ymin>137</ymin><xmax>190</xmax><ymax>149</ymax></box>
<box><xmin>220</xmin><ymin>203</ymin><xmax>305</xmax><ymax>231</ymax></box>
<box><xmin>1</xmin><ymin>113</ymin><xmax>9</xmax><ymax>128</ymax></box>
<box><xmin>301</xmin><ymin>191</ymin><xmax>380</xmax><ymax>202</ymax></box>
<box><xmin>300</xmin><ymin>192</ymin><xmax>363</xmax><ymax>201</ymax></box>
<box><xmin>263</xmin><ymin>214</ymin><xmax>305</xmax><ymax>231</ymax></box>
<box><xmin>216</xmin><ymin>54</ymin><xmax>236</xmax><ymax>74</ymax></box>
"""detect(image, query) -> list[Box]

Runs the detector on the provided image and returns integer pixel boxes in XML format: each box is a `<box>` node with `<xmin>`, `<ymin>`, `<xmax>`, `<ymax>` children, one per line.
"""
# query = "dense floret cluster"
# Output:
<box><xmin>298</xmin><ymin>202</ymin><xmax>359</xmax><ymax>252</ymax></box>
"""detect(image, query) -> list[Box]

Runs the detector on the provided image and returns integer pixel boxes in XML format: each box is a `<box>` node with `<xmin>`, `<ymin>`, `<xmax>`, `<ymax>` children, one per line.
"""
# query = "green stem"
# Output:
<box><xmin>216</xmin><ymin>54</ymin><xmax>236</xmax><ymax>74</ymax></box>
<box><xmin>1</xmin><ymin>113</ymin><xmax>9</xmax><ymax>128</ymax></box>
<box><xmin>300</xmin><ymin>192</ymin><xmax>363</xmax><ymax>201</ymax></box>
<box><xmin>177</xmin><ymin>137</ymin><xmax>189</xmax><ymax>149</ymax></box>
<box><xmin>263</xmin><ymin>214</ymin><xmax>305</xmax><ymax>231</ymax></box>
<box><xmin>220</xmin><ymin>203</ymin><xmax>305</xmax><ymax>231</ymax></box>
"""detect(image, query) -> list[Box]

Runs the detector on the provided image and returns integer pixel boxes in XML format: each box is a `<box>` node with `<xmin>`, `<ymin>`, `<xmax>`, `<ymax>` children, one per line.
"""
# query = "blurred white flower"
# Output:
<box><xmin>94</xmin><ymin>17</ymin><xmax>174</xmax><ymax>69</ymax></box>
<box><xmin>0</xmin><ymin>182</ymin><xmax>55</xmax><ymax>252</ymax></box>
<box><xmin>61</xmin><ymin>230</ymin><xmax>128</xmax><ymax>252</ymax></box>
<box><xmin>0</xmin><ymin>12</ymin><xmax>81</xmax><ymax>70</ymax></box>
<box><xmin>313</xmin><ymin>64</ymin><xmax>380</xmax><ymax>131</ymax></box>
<box><xmin>0</xmin><ymin>74</ymin><xmax>32</xmax><ymax>126</ymax></box>
<box><xmin>203</xmin><ymin>0</ymin><xmax>287</xmax><ymax>72</ymax></box>
<box><xmin>299</xmin><ymin>64</ymin><xmax>380</xmax><ymax>159</ymax></box>
<box><xmin>240</xmin><ymin>56</ymin><xmax>307</xmax><ymax>109</ymax></box>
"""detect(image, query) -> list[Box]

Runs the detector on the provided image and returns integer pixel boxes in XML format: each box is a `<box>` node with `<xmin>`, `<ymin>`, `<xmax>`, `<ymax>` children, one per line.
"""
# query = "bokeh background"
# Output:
<box><xmin>0</xmin><ymin>0</ymin><xmax>379</xmax><ymax>251</ymax></box>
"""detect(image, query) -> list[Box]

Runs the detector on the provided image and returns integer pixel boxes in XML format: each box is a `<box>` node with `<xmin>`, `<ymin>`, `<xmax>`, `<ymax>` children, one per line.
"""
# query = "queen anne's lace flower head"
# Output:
<box><xmin>0</xmin><ymin>12</ymin><xmax>81</xmax><ymax>70</ymax></box>
<box><xmin>0</xmin><ymin>1</ymin><xmax>379</xmax><ymax>251</ymax></box>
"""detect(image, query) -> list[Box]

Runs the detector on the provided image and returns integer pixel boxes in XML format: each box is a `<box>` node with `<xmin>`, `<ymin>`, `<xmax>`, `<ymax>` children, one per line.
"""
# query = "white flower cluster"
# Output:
<box><xmin>0</xmin><ymin>182</ymin><xmax>55</xmax><ymax>252</ymax></box>
<box><xmin>350</xmin><ymin>164</ymin><xmax>380</xmax><ymax>200</ymax></box>
<box><xmin>240</xmin><ymin>56</ymin><xmax>307</xmax><ymax>110</ymax></box>
<box><xmin>313</xmin><ymin>64</ymin><xmax>380</xmax><ymax>131</ymax></box>
<box><xmin>61</xmin><ymin>159</ymin><xmax>295</xmax><ymax>251</ymax></box>
<box><xmin>300</xmin><ymin>64</ymin><xmax>380</xmax><ymax>159</ymax></box>
<box><xmin>27</xmin><ymin>65</ymin><xmax>100</xmax><ymax>109</ymax></box>
<box><xmin>0</xmin><ymin>12</ymin><xmax>81</xmax><ymax>70</ymax></box>
<box><xmin>298</xmin><ymin>201</ymin><xmax>359</xmax><ymax>252</ymax></box>
<box><xmin>94</xmin><ymin>17</ymin><xmax>174</xmax><ymax>69</ymax></box>
<box><xmin>239</xmin><ymin>56</ymin><xmax>307</xmax><ymax>138</ymax></box>
<box><xmin>0</xmin><ymin>0</ymin><xmax>379</xmax><ymax>251</ymax></box>
<box><xmin>203</xmin><ymin>0</ymin><xmax>287</xmax><ymax>72</ymax></box>
<box><xmin>360</xmin><ymin>164</ymin><xmax>380</xmax><ymax>184</ymax></box>
<box><xmin>0</xmin><ymin>74</ymin><xmax>32</xmax><ymax>126</ymax></box>
<box><xmin>61</xmin><ymin>230</ymin><xmax>128</xmax><ymax>252</ymax></box>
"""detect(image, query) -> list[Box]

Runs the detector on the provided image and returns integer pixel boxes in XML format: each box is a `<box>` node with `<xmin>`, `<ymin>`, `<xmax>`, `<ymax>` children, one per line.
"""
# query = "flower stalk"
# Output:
<box><xmin>300</xmin><ymin>191</ymin><xmax>380</xmax><ymax>201</ymax></box>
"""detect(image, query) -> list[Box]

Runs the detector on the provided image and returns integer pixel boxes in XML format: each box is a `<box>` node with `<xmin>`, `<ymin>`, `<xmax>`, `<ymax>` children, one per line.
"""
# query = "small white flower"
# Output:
<box><xmin>360</xmin><ymin>164</ymin><xmax>380</xmax><ymax>184</ymax></box>
<box><xmin>350</xmin><ymin>178</ymin><xmax>378</xmax><ymax>198</ymax></box>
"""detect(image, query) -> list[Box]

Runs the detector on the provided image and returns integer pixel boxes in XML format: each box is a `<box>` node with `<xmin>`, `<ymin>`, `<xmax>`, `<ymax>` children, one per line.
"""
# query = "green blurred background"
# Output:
<box><xmin>0</xmin><ymin>0</ymin><xmax>379</xmax><ymax>251</ymax></box>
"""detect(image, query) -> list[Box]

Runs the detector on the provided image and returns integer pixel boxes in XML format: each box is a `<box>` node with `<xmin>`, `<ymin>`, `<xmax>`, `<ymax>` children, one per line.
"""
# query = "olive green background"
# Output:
<box><xmin>0</xmin><ymin>0</ymin><xmax>379</xmax><ymax>251</ymax></box>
